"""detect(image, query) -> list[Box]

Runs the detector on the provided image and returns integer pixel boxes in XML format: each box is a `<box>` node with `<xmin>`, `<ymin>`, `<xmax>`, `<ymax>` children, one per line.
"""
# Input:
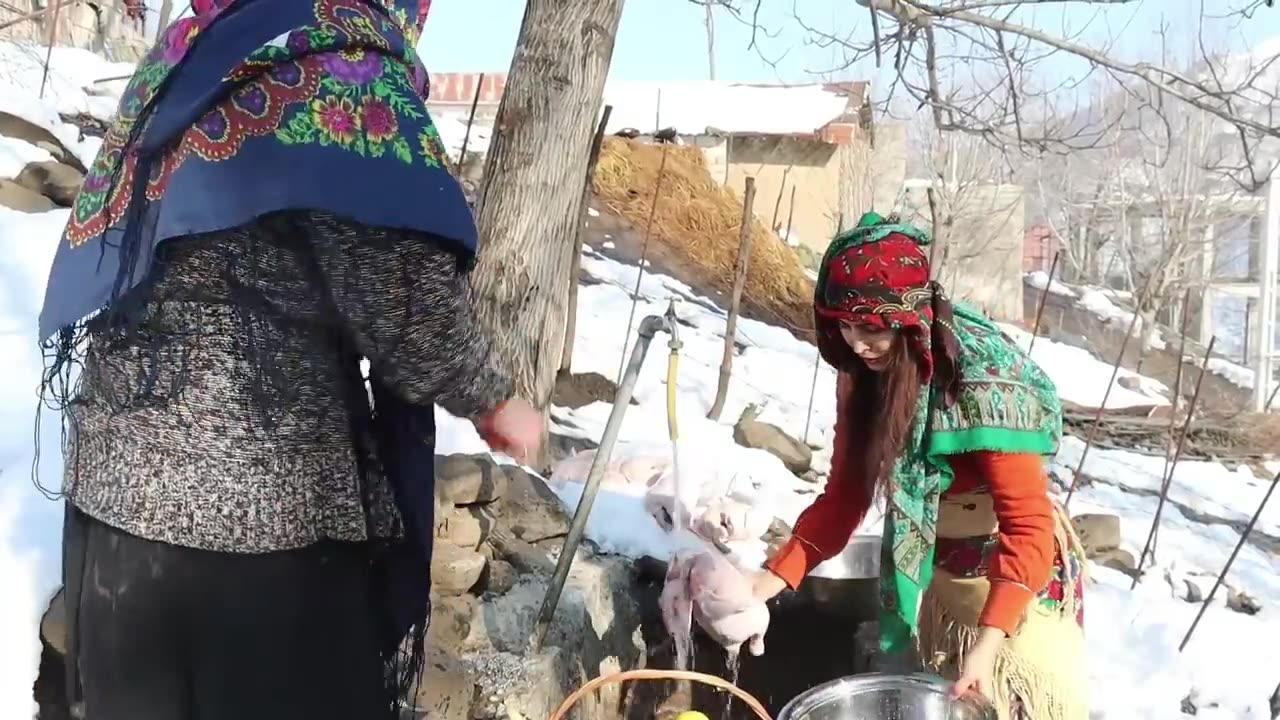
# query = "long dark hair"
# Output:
<box><xmin>830</xmin><ymin>287</ymin><xmax>962</xmax><ymax>499</ymax></box>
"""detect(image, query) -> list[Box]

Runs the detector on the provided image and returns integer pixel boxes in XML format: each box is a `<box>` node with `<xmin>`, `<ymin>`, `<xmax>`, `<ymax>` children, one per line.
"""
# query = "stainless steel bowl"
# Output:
<box><xmin>777</xmin><ymin>673</ymin><xmax>997</xmax><ymax>720</ymax></box>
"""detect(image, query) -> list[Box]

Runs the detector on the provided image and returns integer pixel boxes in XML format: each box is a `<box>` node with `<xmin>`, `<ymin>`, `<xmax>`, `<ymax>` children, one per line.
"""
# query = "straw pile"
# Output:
<box><xmin>592</xmin><ymin>138</ymin><xmax>815</xmax><ymax>336</ymax></box>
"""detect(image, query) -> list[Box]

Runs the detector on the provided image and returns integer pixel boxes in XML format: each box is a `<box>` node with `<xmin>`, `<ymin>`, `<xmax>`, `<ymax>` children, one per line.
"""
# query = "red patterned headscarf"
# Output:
<box><xmin>814</xmin><ymin>212</ymin><xmax>938</xmax><ymax>379</ymax></box>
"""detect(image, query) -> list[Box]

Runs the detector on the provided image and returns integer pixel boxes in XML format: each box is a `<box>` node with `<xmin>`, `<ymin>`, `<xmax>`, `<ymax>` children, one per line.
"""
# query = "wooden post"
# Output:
<box><xmin>470</xmin><ymin>0</ymin><xmax>626</xmax><ymax>468</ymax></box>
<box><xmin>456</xmin><ymin>73</ymin><xmax>486</xmax><ymax>176</ymax></box>
<box><xmin>157</xmin><ymin>0</ymin><xmax>175</xmax><ymax>38</ymax></box>
<box><xmin>559</xmin><ymin>104</ymin><xmax>614</xmax><ymax>379</ymax></box>
<box><xmin>708</xmin><ymin>177</ymin><xmax>756</xmax><ymax>421</ymax></box>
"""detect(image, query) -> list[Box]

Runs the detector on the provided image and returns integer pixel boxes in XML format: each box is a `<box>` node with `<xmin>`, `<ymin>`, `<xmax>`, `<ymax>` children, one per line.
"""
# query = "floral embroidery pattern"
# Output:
<box><xmin>65</xmin><ymin>0</ymin><xmax>439</xmax><ymax>247</ymax></box>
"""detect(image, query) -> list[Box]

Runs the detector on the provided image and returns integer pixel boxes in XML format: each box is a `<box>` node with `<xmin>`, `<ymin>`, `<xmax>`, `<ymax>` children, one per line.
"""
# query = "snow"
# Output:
<box><xmin>3</xmin><ymin>43</ymin><xmax>1278</xmax><ymax>720</ymax></box>
<box><xmin>602</xmin><ymin>82</ymin><xmax>851</xmax><ymax>136</ymax></box>
<box><xmin>0</xmin><ymin>136</ymin><xmax>53</xmax><ymax>180</ymax></box>
<box><xmin>1000</xmin><ymin>324</ymin><xmax>1169</xmax><ymax>409</ymax></box>
<box><xmin>1025</xmin><ymin>270</ymin><xmax>1076</xmax><ymax>299</ymax></box>
<box><xmin>432</xmin><ymin>110</ymin><xmax>491</xmax><ymax>163</ymax></box>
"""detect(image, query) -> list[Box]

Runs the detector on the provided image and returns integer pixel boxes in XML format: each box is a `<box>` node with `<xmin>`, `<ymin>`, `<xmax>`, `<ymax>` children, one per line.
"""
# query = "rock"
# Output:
<box><xmin>1071</xmin><ymin>513</ymin><xmax>1121</xmax><ymax>557</ymax></box>
<box><xmin>410</xmin><ymin>648</ymin><xmax>477</xmax><ymax>720</ymax></box>
<box><xmin>1181</xmin><ymin>579</ymin><xmax>1204</xmax><ymax>604</ymax></box>
<box><xmin>1094</xmin><ymin>547</ymin><xmax>1138</xmax><ymax>576</ymax></box>
<box><xmin>15</xmin><ymin>161</ymin><xmax>84</xmax><ymax>206</ymax></box>
<box><xmin>39</xmin><ymin>588</ymin><xmax>68</xmax><ymax>656</ymax></box>
<box><xmin>732</xmin><ymin>404</ymin><xmax>813</xmax><ymax>474</ymax></box>
<box><xmin>437</xmin><ymin>453</ymin><xmax>508</xmax><ymax>505</ymax></box>
<box><xmin>480</xmin><ymin>559</ymin><xmax>518</xmax><ymax>596</ymax></box>
<box><xmin>0</xmin><ymin>179</ymin><xmax>56</xmax><ymax>213</ymax></box>
<box><xmin>436</xmin><ymin>506</ymin><xmax>485</xmax><ymax>549</ymax></box>
<box><xmin>488</xmin><ymin>465</ymin><xmax>570</xmax><ymax>544</ymax></box>
<box><xmin>1227</xmin><ymin>589</ymin><xmax>1262</xmax><ymax>616</ymax></box>
<box><xmin>428</xmin><ymin>594</ymin><xmax>478</xmax><ymax>653</ymax></box>
<box><xmin>552</xmin><ymin>371</ymin><xmax>630</xmax><ymax>409</ymax></box>
<box><xmin>1117</xmin><ymin>376</ymin><xmax>1143</xmax><ymax>391</ymax></box>
<box><xmin>432</xmin><ymin>543</ymin><xmax>487</xmax><ymax>596</ymax></box>
<box><xmin>0</xmin><ymin>111</ymin><xmax>87</xmax><ymax>173</ymax></box>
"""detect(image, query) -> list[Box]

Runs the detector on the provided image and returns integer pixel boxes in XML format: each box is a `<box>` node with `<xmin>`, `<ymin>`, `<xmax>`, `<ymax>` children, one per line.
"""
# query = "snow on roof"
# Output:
<box><xmin>601</xmin><ymin>81</ymin><xmax>858</xmax><ymax>137</ymax></box>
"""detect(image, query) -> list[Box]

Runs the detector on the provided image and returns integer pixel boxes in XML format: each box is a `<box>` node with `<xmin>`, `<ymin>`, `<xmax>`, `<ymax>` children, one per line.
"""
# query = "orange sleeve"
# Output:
<box><xmin>959</xmin><ymin>451</ymin><xmax>1056</xmax><ymax>635</ymax></box>
<box><xmin>765</xmin><ymin>372</ymin><xmax>872</xmax><ymax>589</ymax></box>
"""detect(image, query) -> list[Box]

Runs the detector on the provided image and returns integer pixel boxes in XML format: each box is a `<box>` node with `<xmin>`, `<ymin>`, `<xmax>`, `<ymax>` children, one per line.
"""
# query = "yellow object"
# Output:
<box><xmin>675</xmin><ymin>712</ymin><xmax>711</xmax><ymax>720</ymax></box>
<box><xmin>666</xmin><ymin>347</ymin><xmax>680</xmax><ymax>441</ymax></box>
<box><xmin>547</xmin><ymin>669</ymin><xmax>771</xmax><ymax>720</ymax></box>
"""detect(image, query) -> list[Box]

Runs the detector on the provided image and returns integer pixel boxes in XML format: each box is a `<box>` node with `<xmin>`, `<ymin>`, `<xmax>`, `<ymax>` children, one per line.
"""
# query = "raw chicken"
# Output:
<box><xmin>644</xmin><ymin>472</ymin><xmax>771</xmax><ymax>544</ymax></box>
<box><xmin>661</xmin><ymin>548</ymin><xmax>769</xmax><ymax>660</ymax></box>
<box><xmin>547</xmin><ymin>448</ymin><xmax>669</xmax><ymax>490</ymax></box>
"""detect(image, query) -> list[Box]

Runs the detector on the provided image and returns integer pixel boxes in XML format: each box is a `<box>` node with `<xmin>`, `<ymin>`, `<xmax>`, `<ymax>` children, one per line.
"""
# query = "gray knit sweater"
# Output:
<box><xmin>64</xmin><ymin>211</ymin><xmax>512</xmax><ymax>554</ymax></box>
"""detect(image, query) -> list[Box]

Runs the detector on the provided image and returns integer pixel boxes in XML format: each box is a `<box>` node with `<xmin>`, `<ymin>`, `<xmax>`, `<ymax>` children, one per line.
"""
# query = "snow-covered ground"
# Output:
<box><xmin>2</xmin><ymin>41</ymin><xmax>1278</xmax><ymax>720</ymax></box>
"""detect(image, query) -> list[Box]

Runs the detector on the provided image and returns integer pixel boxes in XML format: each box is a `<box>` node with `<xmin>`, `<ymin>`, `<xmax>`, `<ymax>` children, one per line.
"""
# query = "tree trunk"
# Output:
<box><xmin>156</xmin><ymin>0</ymin><xmax>174</xmax><ymax>40</ymax></box>
<box><xmin>471</xmin><ymin>0</ymin><xmax>625</xmax><ymax>462</ymax></box>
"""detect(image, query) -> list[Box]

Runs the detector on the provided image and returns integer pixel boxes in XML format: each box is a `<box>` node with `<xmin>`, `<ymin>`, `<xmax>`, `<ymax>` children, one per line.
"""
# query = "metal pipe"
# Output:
<box><xmin>533</xmin><ymin>306</ymin><xmax>676</xmax><ymax>650</ymax></box>
<box><xmin>1179</xmin><ymin>465</ymin><xmax>1280</xmax><ymax>652</ymax></box>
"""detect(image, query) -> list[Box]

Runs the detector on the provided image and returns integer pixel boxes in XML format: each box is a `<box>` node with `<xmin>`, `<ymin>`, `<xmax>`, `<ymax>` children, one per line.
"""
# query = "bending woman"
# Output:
<box><xmin>752</xmin><ymin>213</ymin><xmax>1087</xmax><ymax>720</ymax></box>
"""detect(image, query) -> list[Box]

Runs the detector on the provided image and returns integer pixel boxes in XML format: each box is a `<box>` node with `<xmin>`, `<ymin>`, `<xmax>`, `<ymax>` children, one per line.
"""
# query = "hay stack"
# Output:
<box><xmin>592</xmin><ymin>137</ymin><xmax>815</xmax><ymax>335</ymax></box>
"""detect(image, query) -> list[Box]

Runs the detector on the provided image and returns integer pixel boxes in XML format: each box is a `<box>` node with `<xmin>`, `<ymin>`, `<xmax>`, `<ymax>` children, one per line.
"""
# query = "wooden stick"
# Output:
<box><xmin>615</xmin><ymin>143</ymin><xmax>670</xmax><ymax>384</ymax></box>
<box><xmin>708</xmin><ymin>176</ymin><xmax>757</xmax><ymax>420</ymax></box>
<box><xmin>1027</xmin><ymin>250</ymin><xmax>1060</xmax><ymax>356</ymax></box>
<box><xmin>783</xmin><ymin>184</ymin><xmax>797</xmax><ymax>246</ymax></box>
<box><xmin>559</xmin><ymin>104</ymin><xmax>613</xmax><ymax>379</ymax></box>
<box><xmin>770</xmin><ymin>166</ymin><xmax>790</xmax><ymax>231</ymax></box>
<box><xmin>1179</xmin><ymin>465</ymin><xmax>1280</xmax><ymax>652</ymax></box>
<box><xmin>455</xmin><ymin>72</ymin><xmax>485</xmax><ymax>176</ymax></box>
<box><xmin>802</xmin><ymin>349</ymin><xmax>821</xmax><ymax>444</ymax></box>
<box><xmin>38</xmin><ymin>0</ymin><xmax>64</xmax><ymax>100</ymax></box>
<box><xmin>1148</xmin><ymin>286</ymin><xmax>1195</xmax><ymax>556</ymax></box>
<box><xmin>1064</xmin><ymin>275</ymin><xmax>1156</xmax><ymax>510</ymax></box>
<box><xmin>1132</xmin><ymin>334</ymin><xmax>1214</xmax><ymax>590</ymax></box>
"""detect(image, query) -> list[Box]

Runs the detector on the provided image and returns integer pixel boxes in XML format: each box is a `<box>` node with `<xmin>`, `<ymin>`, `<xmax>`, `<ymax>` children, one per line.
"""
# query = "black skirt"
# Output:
<box><xmin>62</xmin><ymin>504</ymin><xmax>386</xmax><ymax>720</ymax></box>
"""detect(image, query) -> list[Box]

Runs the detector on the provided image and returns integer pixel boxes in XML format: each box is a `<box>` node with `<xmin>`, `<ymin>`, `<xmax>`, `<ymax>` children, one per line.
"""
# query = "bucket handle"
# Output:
<box><xmin>547</xmin><ymin>668</ymin><xmax>774</xmax><ymax>720</ymax></box>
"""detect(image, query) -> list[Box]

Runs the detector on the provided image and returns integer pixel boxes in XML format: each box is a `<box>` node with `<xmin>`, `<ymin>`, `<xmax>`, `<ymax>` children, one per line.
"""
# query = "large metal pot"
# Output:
<box><xmin>776</xmin><ymin>673</ymin><xmax>997</xmax><ymax>720</ymax></box>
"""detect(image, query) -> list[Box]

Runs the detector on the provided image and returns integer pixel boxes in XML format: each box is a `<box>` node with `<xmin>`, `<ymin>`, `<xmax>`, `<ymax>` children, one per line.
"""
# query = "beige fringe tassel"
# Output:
<box><xmin>917</xmin><ymin>498</ymin><xmax>1089</xmax><ymax>720</ymax></box>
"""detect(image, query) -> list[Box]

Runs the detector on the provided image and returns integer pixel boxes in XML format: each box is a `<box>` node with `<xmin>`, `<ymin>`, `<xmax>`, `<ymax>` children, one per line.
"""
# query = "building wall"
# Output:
<box><xmin>719</xmin><ymin>134</ymin><xmax>842</xmax><ymax>256</ymax></box>
<box><xmin>901</xmin><ymin>182</ymin><xmax>1026</xmax><ymax>322</ymax></box>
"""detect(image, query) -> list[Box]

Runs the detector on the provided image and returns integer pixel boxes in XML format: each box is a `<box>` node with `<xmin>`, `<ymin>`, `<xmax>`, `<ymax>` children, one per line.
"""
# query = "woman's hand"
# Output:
<box><xmin>951</xmin><ymin>625</ymin><xmax>1005</xmax><ymax>701</ymax></box>
<box><xmin>749</xmin><ymin>569</ymin><xmax>789</xmax><ymax>603</ymax></box>
<box><xmin>479</xmin><ymin>399</ymin><xmax>544</xmax><ymax>465</ymax></box>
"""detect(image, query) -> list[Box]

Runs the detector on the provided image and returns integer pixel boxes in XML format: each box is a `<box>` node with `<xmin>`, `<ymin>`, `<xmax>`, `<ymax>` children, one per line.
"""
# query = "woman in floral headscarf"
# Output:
<box><xmin>38</xmin><ymin>1</ymin><xmax>542</xmax><ymax>719</ymax></box>
<box><xmin>750</xmin><ymin>213</ymin><xmax>1088</xmax><ymax>719</ymax></box>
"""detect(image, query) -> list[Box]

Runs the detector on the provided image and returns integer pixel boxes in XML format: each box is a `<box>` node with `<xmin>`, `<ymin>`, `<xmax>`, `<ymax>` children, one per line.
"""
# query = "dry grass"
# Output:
<box><xmin>592</xmin><ymin>138</ymin><xmax>815</xmax><ymax>336</ymax></box>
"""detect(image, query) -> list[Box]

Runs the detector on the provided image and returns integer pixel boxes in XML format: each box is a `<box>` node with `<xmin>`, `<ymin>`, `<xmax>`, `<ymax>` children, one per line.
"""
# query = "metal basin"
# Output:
<box><xmin>777</xmin><ymin>673</ymin><xmax>997</xmax><ymax>720</ymax></box>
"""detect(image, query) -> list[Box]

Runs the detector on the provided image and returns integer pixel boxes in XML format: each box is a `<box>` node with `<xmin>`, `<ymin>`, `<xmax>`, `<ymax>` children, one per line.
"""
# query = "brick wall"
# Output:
<box><xmin>428</xmin><ymin>72</ymin><xmax>507</xmax><ymax>106</ymax></box>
